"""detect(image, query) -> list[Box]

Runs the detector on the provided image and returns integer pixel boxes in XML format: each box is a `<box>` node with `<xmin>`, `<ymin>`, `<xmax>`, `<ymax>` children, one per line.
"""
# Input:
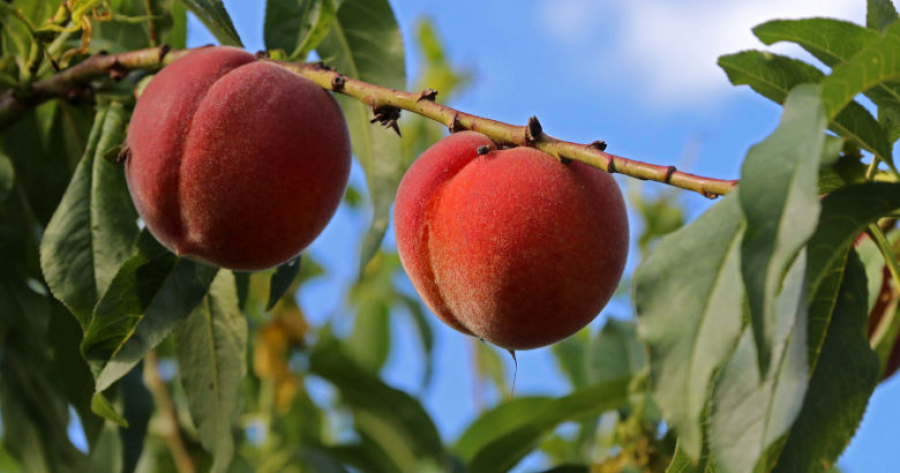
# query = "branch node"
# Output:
<box><xmin>370</xmin><ymin>105</ymin><xmax>402</xmax><ymax>137</ymax></box>
<box><xmin>701</xmin><ymin>189</ymin><xmax>721</xmax><ymax>200</ymax></box>
<box><xmin>417</xmin><ymin>88</ymin><xmax>438</xmax><ymax>102</ymax></box>
<box><xmin>158</xmin><ymin>44</ymin><xmax>171</xmax><ymax>63</ymax></box>
<box><xmin>448</xmin><ymin>114</ymin><xmax>464</xmax><ymax>133</ymax></box>
<box><xmin>107</xmin><ymin>60</ymin><xmax>128</xmax><ymax>81</ymax></box>
<box><xmin>559</xmin><ymin>156</ymin><xmax>573</xmax><ymax>165</ymax></box>
<box><xmin>331</xmin><ymin>74</ymin><xmax>346</xmax><ymax>92</ymax></box>
<box><xmin>587</xmin><ymin>140</ymin><xmax>608</xmax><ymax>151</ymax></box>
<box><xmin>525</xmin><ymin>116</ymin><xmax>543</xmax><ymax>144</ymax></box>
<box><xmin>664</xmin><ymin>165</ymin><xmax>677</xmax><ymax>183</ymax></box>
<box><xmin>607</xmin><ymin>157</ymin><xmax>617</xmax><ymax>174</ymax></box>
<box><xmin>315</xmin><ymin>61</ymin><xmax>335</xmax><ymax>72</ymax></box>
<box><xmin>476</xmin><ymin>145</ymin><xmax>490</xmax><ymax>156</ymax></box>
<box><xmin>117</xmin><ymin>144</ymin><xmax>130</xmax><ymax>164</ymax></box>
<box><xmin>254</xmin><ymin>50</ymin><xmax>270</xmax><ymax>60</ymax></box>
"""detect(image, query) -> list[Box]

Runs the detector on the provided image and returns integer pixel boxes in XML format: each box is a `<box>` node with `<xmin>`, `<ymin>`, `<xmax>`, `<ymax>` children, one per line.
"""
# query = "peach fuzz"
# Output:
<box><xmin>125</xmin><ymin>46</ymin><xmax>351</xmax><ymax>271</ymax></box>
<box><xmin>395</xmin><ymin>131</ymin><xmax>629</xmax><ymax>350</ymax></box>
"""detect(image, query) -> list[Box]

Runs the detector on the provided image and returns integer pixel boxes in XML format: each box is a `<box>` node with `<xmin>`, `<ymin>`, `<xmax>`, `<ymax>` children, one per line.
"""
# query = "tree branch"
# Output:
<box><xmin>0</xmin><ymin>46</ymin><xmax>738</xmax><ymax>197</ymax></box>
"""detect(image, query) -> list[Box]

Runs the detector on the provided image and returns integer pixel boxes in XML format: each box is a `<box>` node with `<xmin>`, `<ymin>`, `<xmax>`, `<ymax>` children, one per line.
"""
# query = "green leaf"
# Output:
<box><xmin>399</xmin><ymin>294</ymin><xmax>435</xmax><ymax>388</ymax></box>
<box><xmin>176</xmin><ymin>0</ymin><xmax>242</xmax><ymax>46</ymax></box>
<box><xmin>868</xmin><ymin>0</ymin><xmax>900</xmax><ymax>32</ymax></box>
<box><xmin>453</xmin><ymin>397</ymin><xmax>553</xmax><ymax>461</ymax></box>
<box><xmin>315</xmin><ymin>0</ymin><xmax>406</xmax><ymax>271</ymax></box>
<box><xmin>739</xmin><ymin>84</ymin><xmax>826</xmax><ymax>374</ymax></box>
<box><xmin>91</xmin><ymin>0</ymin><xmax>188</xmax><ymax>53</ymax></box>
<box><xmin>821</xmin><ymin>21</ymin><xmax>900</xmax><ymax>119</ymax></box>
<box><xmin>264</xmin><ymin>0</ymin><xmax>337</xmax><ymax>60</ymax></box>
<box><xmin>774</xmin><ymin>251</ymin><xmax>879</xmax><ymax>473</ymax></box>
<box><xmin>88</xmin><ymin>427</ymin><xmax>123</xmax><ymax>473</ymax></box>
<box><xmin>40</xmin><ymin>102</ymin><xmax>137</xmax><ymax>329</ymax></box>
<box><xmin>90</xmin><ymin>393</ymin><xmax>128</xmax><ymax>428</ymax></box>
<box><xmin>118</xmin><ymin>364</ymin><xmax>153</xmax><ymax>473</ymax></box>
<box><xmin>309</xmin><ymin>339</ymin><xmax>446</xmax><ymax>469</ymax></box>
<box><xmin>175</xmin><ymin>270</ymin><xmax>247</xmax><ymax>473</ymax></box>
<box><xmin>0</xmin><ymin>150</ymin><xmax>12</xmax><ymax>202</ymax></box>
<box><xmin>589</xmin><ymin>318</ymin><xmax>646</xmax><ymax>384</ymax></box>
<box><xmin>709</xmin><ymin>251</ymin><xmax>810</xmax><ymax>473</ymax></box>
<box><xmin>634</xmin><ymin>192</ymin><xmax>744</xmax><ymax>461</ymax></box>
<box><xmin>266</xmin><ymin>255</ymin><xmax>301</xmax><ymax>310</ymax></box>
<box><xmin>551</xmin><ymin>328</ymin><xmax>590</xmax><ymax>388</ymax></box>
<box><xmin>718</xmin><ymin>51</ymin><xmax>891</xmax><ymax>165</ymax></box>
<box><xmin>667</xmin><ymin>442</ymin><xmax>713</xmax><ymax>473</ymax></box>
<box><xmin>88</xmin><ymin>233</ymin><xmax>219</xmax><ymax>391</ymax></box>
<box><xmin>465</xmin><ymin>379</ymin><xmax>631</xmax><ymax>473</ymax></box>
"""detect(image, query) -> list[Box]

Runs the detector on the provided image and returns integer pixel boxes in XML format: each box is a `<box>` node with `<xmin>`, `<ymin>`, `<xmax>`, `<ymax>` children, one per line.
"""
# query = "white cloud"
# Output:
<box><xmin>538</xmin><ymin>0</ymin><xmax>603</xmax><ymax>43</ymax></box>
<box><xmin>539</xmin><ymin>0</ymin><xmax>865</xmax><ymax>106</ymax></box>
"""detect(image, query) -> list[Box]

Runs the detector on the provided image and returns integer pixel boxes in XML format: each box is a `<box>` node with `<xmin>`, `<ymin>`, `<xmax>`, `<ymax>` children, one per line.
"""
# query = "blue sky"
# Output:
<box><xmin>189</xmin><ymin>1</ymin><xmax>900</xmax><ymax>471</ymax></box>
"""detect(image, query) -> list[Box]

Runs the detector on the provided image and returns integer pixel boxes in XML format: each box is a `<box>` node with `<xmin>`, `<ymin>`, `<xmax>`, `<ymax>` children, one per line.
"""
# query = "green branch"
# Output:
<box><xmin>0</xmin><ymin>46</ymin><xmax>739</xmax><ymax>198</ymax></box>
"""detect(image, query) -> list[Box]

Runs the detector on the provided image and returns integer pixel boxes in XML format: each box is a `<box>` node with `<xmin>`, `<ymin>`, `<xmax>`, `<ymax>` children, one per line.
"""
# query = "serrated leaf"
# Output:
<box><xmin>718</xmin><ymin>51</ymin><xmax>891</xmax><ymax>165</ymax></box>
<box><xmin>739</xmin><ymin>84</ymin><xmax>826</xmax><ymax>374</ymax></box>
<box><xmin>176</xmin><ymin>0</ymin><xmax>242</xmax><ymax>46</ymax></box>
<box><xmin>709</xmin><ymin>251</ymin><xmax>810</xmax><ymax>473</ymax></box>
<box><xmin>869</xmin><ymin>0</ymin><xmax>900</xmax><ymax>32</ymax></box>
<box><xmin>267</xmin><ymin>255</ymin><xmax>301</xmax><ymax>310</ymax></box>
<box><xmin>40</xmin><ymin>102</ymin><xmax>137</xmax><ymax>330</ymax></box>
<box><xmin>774</xmin><ymin>251</ymin><xmax>879</xmax><ymax>473</ymax></box>
<box><xmin>315</xmin><ymin>0</ymin><xmax>406</xmax><ymax>271</ymax></box>
<box><xmin>175</xmin><ymin>270</ymin><xmax>247</xmax><ymax>473</ymax></box>
<box><xmin>821</xmin><ymin>21</ymin><xmax>900</xmax><ymax>119</ymax></box>
<box><xmin>309</xmin><ymin>339</ymin><xmax>446</xmax><ymax>468</ymax></box>
<box><xmin>465</xmin><ymin>378</ymin><xmax>631</xmax><ymax>473</ymax></box>
<box><xmin>634</xmin><ymin>192</ymin><xmax>744</xmax><ymax>461</ymax></box>
<box><xmin>0</xmin><ymin>150</ymin><xmax>12</xmax><ymax>202</ymax></box>
<box><xmin>265</xmin><ymin>0</ymin><xmax>337</xmax><ymax>60</ymax></box>
<box><xmin>89</xmin><ymin>233</ymin><xmax>219</xmax><ymax>391</ymax></box>
<box><xmin>90</xmin><ymin>393</ymin><xmax>127</xmax><ymax>427</ymax></box>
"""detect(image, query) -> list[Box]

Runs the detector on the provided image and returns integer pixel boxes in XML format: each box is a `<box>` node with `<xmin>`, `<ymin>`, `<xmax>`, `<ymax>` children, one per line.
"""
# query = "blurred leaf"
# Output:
<box><xmin>709</xmin><ymin>251</ymin><xmax>810</xmax><ymax>472</ymax></box>
<box><xmin>821</xmin><ymin>21</ymin><xmax>900</xmax><ymax>120</ymax></box>
<box><xmin>739</xmin><ymin>84</ymin><xmax>826</xmax><ymax>374</ymax></box>
<box><xmin>176</xmin><ymin>0</ymin><xmax>242</xmax><ymax>46</ymax></box>
<box><xmin>539</xmin><ymin>465</ymin><xmax>590</xmax><ymax>473</ymax></box>
<box><xmin>264</xmin><ymin>0</ymin><xmax>337</xmax><ymax>59</ymax></box>
<box><xmin>267</xmin><ymin>255</ymin><xmax>301</xmax><ymax>310</ymax></box>
<box><xmin>589</xmin><ymin>319</ymin><xmax>646</xmax><ymax>384</ymax></box>
<box><xmin>551</xmin><ymin>328</ymin><xmax>590</xmax><ymax>388</ymax></box>
<box><xmin>465</xmin><ymin>378</ymin><xmax>631</xmax><ymax>473</ymax></box>
<box><xmin>41</xmin><ymin>101</ymin><xmax>137</xmax><ymax>329</ymax></box>
<box><xmin>474</xmin><ymin>339</ymin><xmax>508</xmax><ymax>396</ymax></box>
<box><xmin>667</xmin><ymin>442</ymin><xmax>712</xmax><ymax>473</ymax></box>
<box><xmin>91</xmin><ymin>0</ymin><xmax>188</xmax><ymax>52</ymax></box>
<box><xmin>454</xmin><ymin>396</ymin><xmax>553</xmax><ymax>461</ymax></box>
<box><xmin>88</xmin><ymin>427</ymin><xmax>123</xmax><ymax>473</ymax></box>
<box><xmin>346</xmin><ymin>299</ymin><xmax>391</xmax><ymax>373</ymax></box>
<box><xmin>90</xmin><ymin>232</ymin><xmax>219</xmax><ymax>391</ymax></box>
<box><xmin>0</xmin><ymin>150</ymin><xmax>12</xmax><ymax>202</ymax></box>
<box><xmin>90</xmin><ymin>393</ymin><xmax>128</xmax><ymax>427</ymax></box>
<box><xmin>316</xmin><ymin>0</ymin><xmax>406</xmax><ymax>271</ymax></box>
<box><xmin>634</xmin><ymin>192</ymin><xmax>744</xmax><ymax>461</ymax></box>
<box><xmin>718</xmin><ymin>51</ymin><xmax>891</xmax><ymax>166</ymax></box>
<box><xmin>175</xmin><ymin>271</ymin><xmax>247</xmax><ymax>473</ymax></box>
<box><xmin>774</xmin><ymin>251</ymin><xmax>879</xmax><ymax>472</ymax></box>
<box><xmin>399</xmin><ymin>294</ymin><xmax>435</xmax><ymax>388</ymax></box>
<box><xmin>119</xmin><ymin>364</ymin><xmax>153</xmax><ymax>473</ymax></box>
<box><xmin>869</xmin><ymin>0</ymin><xmax>900</xmax><ymax>32</ymax></box>
<box><xmin>632</xmin><ymin>189</ymin><xmax>685</xmax><ymax>256</ymax></box>
<box><xmin>309</xmin><ymin>339</ymin><xmax>447</xmax><ymax>469</ymax></box>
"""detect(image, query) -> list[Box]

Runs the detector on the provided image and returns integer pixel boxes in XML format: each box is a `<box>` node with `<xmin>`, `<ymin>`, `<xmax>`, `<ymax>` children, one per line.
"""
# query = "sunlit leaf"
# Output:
<box><xmin>264</xmin><ymin>0</ymin><xmax>337</xmax><ymax>59</ymax></box>
<box><xmin>176</xmin><ymin>0</ymin><xmax>242</xmax><ymax>46</ymax></box>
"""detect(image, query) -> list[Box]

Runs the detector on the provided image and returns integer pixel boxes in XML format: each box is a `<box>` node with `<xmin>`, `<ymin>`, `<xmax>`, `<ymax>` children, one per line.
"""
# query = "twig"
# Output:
<box><xmin>144</xmin><ymin>351</ymin><xmax>196</xmax><ymax>473</ymax></box>
<box><xmin>0</xmin><ymin>46</ymin><xmax>738</xmax><ymax>197</ymax></box>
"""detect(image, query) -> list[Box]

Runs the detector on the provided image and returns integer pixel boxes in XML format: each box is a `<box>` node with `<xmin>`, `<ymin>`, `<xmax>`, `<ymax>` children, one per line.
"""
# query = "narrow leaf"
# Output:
<box><xmin>0</xmin><ymin>150</ymin><xmax>12</xmax><ymax>202</ymax></box>
<box><xmin>119</xmin><ymin>364</ymin><xmax>153</xmax><ymax>473</ymax></box>
<box><xmin>754</xmin><ymin>18</ymin><xmax>880</xmax><ymax>68</ymax></box>
<box><xmin>175</xmin><ymin>270</ymin><xmax>247</xmax><ymax>473</ymax></box>
<box><xmin>634</xmin><ymin>192</ymin><xmax>745</xmax><ymax>460</ymax></box>
<box><xmin>315</xmin><ymin>0</ymin><xmax>406</xmax><ymax>271</ymax></box>
<box><xmin>739</xmin><ymin>84</ymin><xmax>826</xmax><ymax>374</ymax></box>
<box><xmin>267</xmin><ymin>255</ymin><xmax>301</xmax><ymax>310</ymax></box>
<box><xmin>90</xmin><ymin>393</ymin><xmax>128</xmax><ymax>427</ymax></box>
<box><xmin>176</xmin><ymin>0</ymin><xmax>242</xmax><ymax>46</ymax></box>
<box><xmin>454</xmin><ymin>397</ymin><xmax>553</xmax><ymax>461</ymax></box>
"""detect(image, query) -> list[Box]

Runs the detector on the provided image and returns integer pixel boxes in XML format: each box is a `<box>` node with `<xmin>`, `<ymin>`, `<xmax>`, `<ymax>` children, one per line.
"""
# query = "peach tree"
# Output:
<box><xmin>0</xmin><ymin>0</ymin><xmax>898</xmax><ymax>472</ymax></box>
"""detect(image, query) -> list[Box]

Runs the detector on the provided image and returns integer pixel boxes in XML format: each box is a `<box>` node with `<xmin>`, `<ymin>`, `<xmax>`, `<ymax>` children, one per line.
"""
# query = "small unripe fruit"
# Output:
<box><xmin>868</xmin><ymin>265</ymin><xmax>900</xmax><ymax>381</ymax></box>
<box><xmin>395</xmin><ymin>131</ymin><xmax>629</xmax><ymax>350</ymax></box>
<box><xmin>126</xmin><ymin>46</ymin><xmax>351</xmax><ymax>270</ymax></box>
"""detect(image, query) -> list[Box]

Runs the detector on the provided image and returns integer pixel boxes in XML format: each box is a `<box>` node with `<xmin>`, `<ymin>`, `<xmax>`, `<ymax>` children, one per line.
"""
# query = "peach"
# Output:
<box><xmin>125</xmin><ymin>46</ymin><xmax>351</xmax><ymax>271</ymax></box>
<box><xmin>395</xmin><ymin>131</ymin><xmax>629</xmax><ymax>350</ymax></box>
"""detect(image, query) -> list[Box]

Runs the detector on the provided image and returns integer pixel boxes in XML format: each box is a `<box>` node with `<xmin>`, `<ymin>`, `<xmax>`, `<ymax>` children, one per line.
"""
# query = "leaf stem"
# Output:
<box><xmin>0</xmin><ymin>47</ymin><xmax>739</xmax><ymax>197</ymax></box>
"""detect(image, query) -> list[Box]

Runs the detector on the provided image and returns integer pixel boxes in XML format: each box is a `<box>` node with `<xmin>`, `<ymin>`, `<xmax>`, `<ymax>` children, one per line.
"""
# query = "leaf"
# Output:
<box><xmin>88</xmin><ymin>427</ymin><xmax>123</xmax><ymax>473</ymax></box>
<box><xmin>175</xmin><ymin>270</ymin><xmax>247</xmax><ymax>473</ymax></box>
<box><xmin>717</xmin><ymin>51</ymin><xmax>891</xmax><ymax>165</ymax></box>
<box><xmin>118</xmin><ymin>364</ymin><xmax>153</xmax><ymax>473</ymax></box>
<box><xmin>868</xmin><ymin>0</ymin><xmax>900</xmax><ymax>32</ymax></box>
<box><xmin>465</xmin><ymin>378</ymin><xmax>631</xmax><ymax>473</ymax></box>
<box><xmin>347</xmin><ymin>299</ymin><xmax>391</xmax><ymax>373</ymax></box>
<box><xmin>667</xmin><ymin>442</ymin><xmax>713</xmax><ymax>473</ymax></box>
<box><xmin>264</xmin><ymin>0</ymin><xmax>337</xmax><ymax>59</ymax></box>
<box><xmin>315</xmin><ymin>0</ymin><xmax>406</xmax><ymax>271</ymax></box>
<box><xmin>399</xmin><ymin>294</ymin><xmax>435</xmax><ymax>388</ymax></box>
<box><xmin>709</xmin><ymin>251</ymin><xmax>810</xmax><ymax>473</ymax></box>
<box><xmin>774</xmin><ymin>251</ymin><xmax>879</xmax><ymax>473</ymax></box>
<box><xmin>40</xmin><ymin>102</ymin><xmax>137</xmax><ymax>329</ymax></box>
<box><xmin>739</xmin><ymin>84</ymin><xmax>826</xmax><ymax>374</ymax></box>
<box><xmin>176</xmin><ymin>0</ymin><xmax>242</xmax><ymax>46</ymax></box>
<box><xmin>551</xmin><ymin>328</ymin><xmax>590</xmax><ymax>388</ymax></box>
<box><xmin>453</xmin><ymin>397</ymin><xmax>553</xmax><ymax>461</ymax></box>
<box><xmin>309</xmin><ymin>339</ymin><xmax>446</xmax><ymax>468</ymax></box>
<box><xmin>634</xmin><ymin>192</ymin><xmax>744</xmax><ymax>460</ymax></box>
<box><xmin>821</xmin><ymin>21</ymin><xmax>900</xmax><ymax>119</ymax></box>
<box><xmin>90</xmin><ymin>233</ymin><xmax>219</xmax><ymax>391</ymax></box>
<box><xmin>589</xmin><ymin>318</ymin><xmax>646</xmax><ymax>384</ymax></box>
<box><xmin>90</xmin><ymin>393</ymin><xmax>128</xmax><ymax>428</ymax></box>
<box><xmin>91</xmin><ymin>0</ymin><xmax>187</xmax><ymax>53</ymax></box>
<box><xmin>267</xmin><ymin>255</ymin><xmax>301</xmax><ymax>310</ymax></box>
<box><xmin>0</xmin><ymin>150</ymin><xmax>12</xmax><ymax>202</ymax></box>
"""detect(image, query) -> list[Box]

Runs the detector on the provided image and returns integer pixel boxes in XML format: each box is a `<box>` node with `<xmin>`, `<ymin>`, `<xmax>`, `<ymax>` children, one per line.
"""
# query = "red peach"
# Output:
<box><xmin>394</xmin><ymin>131</ymin><xmax>629</xmax><ymax>350</ymax></box>
<box><xmin>125</xmin><ymin>46</ymin><xmax>351</xmax><ymax>270</ymax></box>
